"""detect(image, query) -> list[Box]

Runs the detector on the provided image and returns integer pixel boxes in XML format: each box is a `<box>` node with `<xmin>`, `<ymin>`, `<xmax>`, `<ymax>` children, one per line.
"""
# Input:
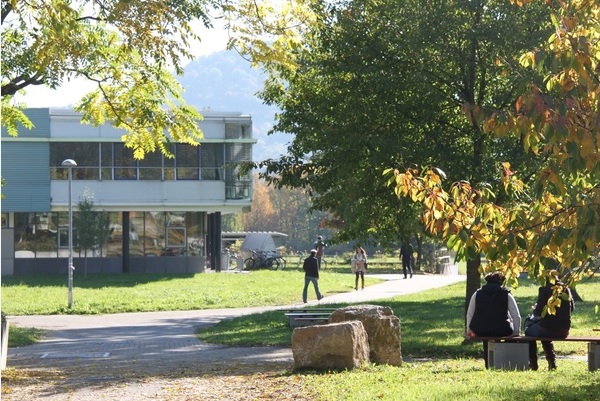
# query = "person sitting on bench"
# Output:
<box><xmin>525</xmin><ymin>270</ymin><xmax>575</xmax><ymax>370</ymax></box>
<box><xmin>466</xmin><ymin>271</ymin><xmax>521</xmax><ymax>368</ymax></box>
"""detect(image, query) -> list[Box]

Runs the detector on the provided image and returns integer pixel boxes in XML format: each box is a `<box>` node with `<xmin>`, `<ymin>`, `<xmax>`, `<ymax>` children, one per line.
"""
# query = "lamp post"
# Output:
<box><xmin>62</xmin><ymin>159</ymin><xmax>77</xmax><ymax>309</ymax></box>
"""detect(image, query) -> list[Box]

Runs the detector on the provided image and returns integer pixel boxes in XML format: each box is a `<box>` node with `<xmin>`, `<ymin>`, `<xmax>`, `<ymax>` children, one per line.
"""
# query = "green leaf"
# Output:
<box><xmin>516</xmin><ymin>235</ymin><xmax>527</xmax><ymax>250</ymax></box>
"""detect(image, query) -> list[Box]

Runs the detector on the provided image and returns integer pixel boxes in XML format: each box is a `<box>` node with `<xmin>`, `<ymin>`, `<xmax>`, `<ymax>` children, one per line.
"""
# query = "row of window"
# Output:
<box><xmin>50</xmin><ymin>142</ymin><xmax>250</xmax><ymax>182</ymax></box>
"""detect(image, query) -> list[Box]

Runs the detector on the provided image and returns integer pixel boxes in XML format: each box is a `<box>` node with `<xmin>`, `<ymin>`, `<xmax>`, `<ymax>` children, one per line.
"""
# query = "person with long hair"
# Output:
<box><xmin>351</xmin><ymin>246</ymin><xmax>368</xmax><ymax>290</ymax></box>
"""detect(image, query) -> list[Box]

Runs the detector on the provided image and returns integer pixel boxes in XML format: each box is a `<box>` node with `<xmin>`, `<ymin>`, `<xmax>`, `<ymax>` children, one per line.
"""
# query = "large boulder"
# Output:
<box><xmin>329</xmin><ymin>305</ymin><xmax>402</xmax><ymax>366</ymax></box>
<box><xmin>292</xmin><ymin>320</ymin><xmax>370</xmax><ymax>370</ymax></box>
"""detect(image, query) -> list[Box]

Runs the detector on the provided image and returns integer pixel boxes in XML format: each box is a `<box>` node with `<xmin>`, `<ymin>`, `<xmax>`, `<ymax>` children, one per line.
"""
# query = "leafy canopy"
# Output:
<box><xmin>233</xmin><ymin>0</ymin><xmax>551</xmax><ymax>253</ymax></box>
<box><xmin>1</xmin><ymin>0</ymin><xmax>222</xmax><ymax>158</ymax></box>
<box><xmin>386</xmin><ymin>0</ymin><xmax>600</xmax><ymax>312</ymax></box>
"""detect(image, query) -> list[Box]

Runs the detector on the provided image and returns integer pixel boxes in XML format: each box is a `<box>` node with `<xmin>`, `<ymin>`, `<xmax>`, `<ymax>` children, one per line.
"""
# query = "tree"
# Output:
<box><xmin>74</xmin><ymin>190</ymin><xmax>110</xmax><ymax>279</ymax></box>
<box><xmin>1</xmin><ymin>0</ymin><xmax>222</xmax><ymax>158</ymax></box>
<box><xmin>239</xmin><ymin>0</ymin><xmax>551</xmax><ymax>302</ymax></box>
<box><xmin>387</xmin><ymin>0</ymin><xmax>599</xmax><ymax>315</ymax></box>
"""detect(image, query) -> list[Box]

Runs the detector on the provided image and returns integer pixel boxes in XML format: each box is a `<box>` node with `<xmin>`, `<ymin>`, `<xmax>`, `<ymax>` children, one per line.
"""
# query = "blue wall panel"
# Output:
<box><xmin>1</xmin><ymin>142</ymin><xmax>51</xmax><ymax>212</ymax></box>
<box><xmin>1</xmin><ymin>108</ymin><xmax>50</xmax><ymax>138</ymax></box>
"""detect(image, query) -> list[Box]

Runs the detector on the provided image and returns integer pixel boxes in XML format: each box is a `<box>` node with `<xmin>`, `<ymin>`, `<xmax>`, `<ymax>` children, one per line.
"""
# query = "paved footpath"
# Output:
<box><xmin>4</xmin><ymin>273</ymin><xmax>465</xmax><ymax>400</ymax></box>
<box><xmin>6</xmin><ymin>273</ymin><xmax>464</xmax><ymax>371</ymax></box>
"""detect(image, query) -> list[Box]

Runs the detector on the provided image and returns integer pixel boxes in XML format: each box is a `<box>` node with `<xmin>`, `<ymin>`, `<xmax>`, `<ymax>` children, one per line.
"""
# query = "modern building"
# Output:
<box><xmin>1</xmin><ymin>108</ymin><xmax>254</xmax><ymax>276</ymax></box>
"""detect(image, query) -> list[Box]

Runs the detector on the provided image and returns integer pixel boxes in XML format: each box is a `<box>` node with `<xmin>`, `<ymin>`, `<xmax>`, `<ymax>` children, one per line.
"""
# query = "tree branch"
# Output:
<box><xmin>1</xmin><ymin>73</ymin><xmax>46</xmax><ymax>97</ymax></box>
<box><xmin>1</xmin><ymin>0</ymin><xmax>12</xmax><ymax>25</ymax></box>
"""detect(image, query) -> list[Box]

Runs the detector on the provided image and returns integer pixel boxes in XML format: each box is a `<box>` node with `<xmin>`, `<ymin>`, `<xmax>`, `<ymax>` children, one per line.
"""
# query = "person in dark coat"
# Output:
<box><xmin>400</xmin><ymin>241</ymin><xmax>414</xmax><ymax>279</ymax></box>
<box><xmin>525</xmin><ymin>270</ymin><xmax>574</xmax><ymax>370</ymax></box>
<box><xmin>302</xmin><ymin>249</ymin><xmax>323</xmax><ymax>303</ymax></box>
<box><xmin>466</xmin><ymin>271</ymin><xmax>521</xmax><ymax>368</ymax></box>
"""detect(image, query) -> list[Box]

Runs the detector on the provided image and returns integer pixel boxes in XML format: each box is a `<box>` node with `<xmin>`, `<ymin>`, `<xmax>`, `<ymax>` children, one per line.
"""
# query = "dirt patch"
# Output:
<box><xmin>1</xmin><ymin>362</ymin><xmax>316</xmax><ymax>401</ymax></box>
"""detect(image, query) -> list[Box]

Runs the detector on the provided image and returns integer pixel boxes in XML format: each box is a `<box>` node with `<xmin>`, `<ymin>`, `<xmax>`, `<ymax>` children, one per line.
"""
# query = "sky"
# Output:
<box><xmin>16</xmin><ymin>23</ymin><xmax>229</xmax><ymax>108</ymax></box>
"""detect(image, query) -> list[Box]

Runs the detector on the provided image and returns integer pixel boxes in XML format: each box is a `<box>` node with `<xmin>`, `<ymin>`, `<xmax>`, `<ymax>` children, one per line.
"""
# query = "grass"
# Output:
<box><xmin>0</xmin><ymin>269</ymin><xmax>382</xmax><ymax>315</ymax></box>
<box><xmin>6</xmin><ymin>326</ymin><xmax>45</xmax><ymax>347</ymax></box>
<box><xmin>197</xmin><ymin>277</ymin><xmax>600</xmax><ymax>358</ymax></box>
<box><xmin>3</xmin><ymin>270</ymin><xmax>600</xmax><ymax>400</ymax></box>
<box><xmin>306</xmin><ymin>360</ymin><xmax>600</xmax><ymax>401</ymax></box>
<box><xmin>196</xmin><ymin>277</ymin><xmax>600</xmax><ymax>401</ymax></box>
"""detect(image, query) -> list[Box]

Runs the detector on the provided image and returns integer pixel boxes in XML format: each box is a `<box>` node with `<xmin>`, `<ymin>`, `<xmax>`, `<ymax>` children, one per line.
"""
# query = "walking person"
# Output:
<box><xmin>466</xmin><ymin>271</ymin><xmax>521</xmax><ymax>368</ymax></box>
<box><xmin>313</xmin><ymin>235</ymin><xmax>327</xmax><ymax>270</ymax></box>
<box><xmin>525</xmin><ymin>270</ymin><xmax>574</xmax><ymax>370</ymax></box>
<box><xmin>400</xmin><ymin>240</ymin><xmax>414</xmax><ymax>279</ymax></box>
<box><xmin>302</xmin><ymin>249</ymin><xmax>323</xmax><ymax>303</ymax></box>
<box><xmin>351</xmin><ymin>246</ymin><xmax>368</xmax><ymax>290</ymax></box>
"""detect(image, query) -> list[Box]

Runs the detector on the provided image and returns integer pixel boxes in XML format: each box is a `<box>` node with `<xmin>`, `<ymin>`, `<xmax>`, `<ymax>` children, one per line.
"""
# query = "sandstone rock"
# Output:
<box><xmin>292</xmin><ymin>320</ymin><xmax>370</xmax><ymax>370</ymax></box>
<box><xmin>329</xmin><ymin>305</ymin><xmax>402</xmax><ymax>366</ymax></box>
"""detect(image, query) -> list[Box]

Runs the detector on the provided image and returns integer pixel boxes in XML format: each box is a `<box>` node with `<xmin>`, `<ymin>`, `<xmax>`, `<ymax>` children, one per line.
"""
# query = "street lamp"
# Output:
<box><xmin>62</xmin><ymin>159</ymin><xmax>77</xmax><ymax>309</ymax></box>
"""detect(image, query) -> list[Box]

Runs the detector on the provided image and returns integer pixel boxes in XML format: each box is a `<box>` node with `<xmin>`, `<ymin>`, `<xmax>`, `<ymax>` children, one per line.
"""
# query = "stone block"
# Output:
<box><xmin>292</xmin><ymin>321</ymin><xmax>369</xmax><ymax>370</ymax></box>
<box><xmin>329</xmin><ymin>305</ymin><xmax>402</xmax><ymax>366</ymax></box>
<box><xmin>487</xmin><ymin>341</ymin><xmax>529</xmax><ymax>370</ymax></box>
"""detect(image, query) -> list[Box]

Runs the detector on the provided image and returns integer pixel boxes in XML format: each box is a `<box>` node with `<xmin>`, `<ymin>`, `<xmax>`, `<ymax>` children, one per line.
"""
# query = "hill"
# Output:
<box><xmin>180</xmin><ymin>51</ymin><xmax>291</xmax><ymax>162</ymax></box>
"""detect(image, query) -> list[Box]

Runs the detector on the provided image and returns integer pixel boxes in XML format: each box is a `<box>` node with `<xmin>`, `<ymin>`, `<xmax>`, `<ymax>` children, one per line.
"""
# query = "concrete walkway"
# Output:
<box><xmin>6</xmin><ymin>273</ymin><xmax>465</xmax><ymax>374</ymax></box>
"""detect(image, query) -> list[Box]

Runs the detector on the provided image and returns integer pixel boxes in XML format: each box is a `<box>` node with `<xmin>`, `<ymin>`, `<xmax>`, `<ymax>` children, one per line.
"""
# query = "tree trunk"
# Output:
<box><xmin>571</xmin><ymin>287</ymin><xmax>584</xmax><ymax>302</ymax></box>
<box><xmin>414</xmin><ymin>234</ymin><xmax>423</xmax><ymax>271</ymax></box>
<box><xmin>465</xmin><ymin>256</ymin><xmax>482</xmax><ymax>326</ymax></box>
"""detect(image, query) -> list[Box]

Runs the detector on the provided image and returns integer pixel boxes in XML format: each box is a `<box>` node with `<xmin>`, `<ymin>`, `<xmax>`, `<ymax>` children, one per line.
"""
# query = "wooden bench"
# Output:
<box><xmin>282</xmin><ymin>308</ymin><xmax>337</xmax><ymax>327</ymax></box>
<box><xmin>471</xmin><ymin>336</ymin><xmax>600</xmax><ymax>371</ymax></box>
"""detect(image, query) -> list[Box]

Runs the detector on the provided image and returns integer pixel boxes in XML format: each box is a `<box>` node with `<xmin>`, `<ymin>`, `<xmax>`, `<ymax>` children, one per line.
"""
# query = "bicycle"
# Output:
<box><xmin>295</xmin><ymin>252</ymin><xmax>304</xmax><ymax>270</ymax></box>
<box><xmin>243</xmin><ymin>250</ymin><xmax>285</xmax><ymax>270</ymax></box>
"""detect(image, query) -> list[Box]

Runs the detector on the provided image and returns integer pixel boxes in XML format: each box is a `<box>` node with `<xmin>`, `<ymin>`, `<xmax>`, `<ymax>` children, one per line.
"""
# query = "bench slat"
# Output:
<box><xmin>471</xmin><ymin>336</ymin><xmax>600</xmax><ymax>343</ymax></box>
<box><xmin>285</xmin><ymin>312</ymin><xmax>332</xmax><ymax>317</ymax></box>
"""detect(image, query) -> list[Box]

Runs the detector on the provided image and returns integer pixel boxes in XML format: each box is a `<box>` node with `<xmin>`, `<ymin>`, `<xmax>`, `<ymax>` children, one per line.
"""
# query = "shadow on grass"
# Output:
<box><xmin>1</xmin><ymin>273</ymin><xmax>198</xmax><ymax>289</ymax></box>
<box><xmin>198</xmin><ymin>295</ymin><xmax>482</xmax><ymax>359</ymax></box>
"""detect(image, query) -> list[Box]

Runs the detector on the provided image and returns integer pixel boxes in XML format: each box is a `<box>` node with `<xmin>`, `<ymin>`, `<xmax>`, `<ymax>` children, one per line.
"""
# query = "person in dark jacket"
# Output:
<box><xmin>466</xmin><ymin>271</ymin><xmax>521</xmax><ymax>368</ymax></box>
<box><xmin>400</xmin><ymin>241</ymin><xmax>414</xmax><ymax>279</ymax></box>
<box><xmin>525</xmin><ymin>270</ymin><xmax>574</xmax><ymax>370</ymax></box>
<box><xmin>302</xmin><ymin>249</ymin><xmax>323</xmax><ymax>303</ymax></box>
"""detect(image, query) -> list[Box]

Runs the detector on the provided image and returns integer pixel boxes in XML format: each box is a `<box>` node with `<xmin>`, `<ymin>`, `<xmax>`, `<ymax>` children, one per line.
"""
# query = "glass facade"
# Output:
<box><xmin>12</xmin><ymin>211</ymin><xmax>206</xmax><ymax>259</ymax></box>
<box><xmin>48</xmin><ymin>142</ymin><xmax>251</xmax><ymax>198</ymax></box>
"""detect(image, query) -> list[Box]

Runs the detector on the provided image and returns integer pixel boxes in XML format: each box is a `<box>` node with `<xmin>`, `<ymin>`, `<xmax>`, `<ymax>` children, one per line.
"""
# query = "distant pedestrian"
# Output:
<box><xmin>302</xmin><ymin>249</ymin><xmax>323</xmax><ymax>303</ymax></box>
<box><xmin>400</xmin><ymin>240</ymin><xmax>414</xmax><ymax>279</ymax></box>
<box><xmin>313</xmin><ymin>235</ymin><xmax>327</xmax><ymax>269</ymax></box>
<box><xmin>351</xmin><ymin>246</ymin><xmax>368</xmax><ymax>290</ymax></box>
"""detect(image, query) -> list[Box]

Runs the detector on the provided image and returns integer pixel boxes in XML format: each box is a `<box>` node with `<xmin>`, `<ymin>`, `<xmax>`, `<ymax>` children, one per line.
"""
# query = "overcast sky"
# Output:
<box><xmin>16</xmin><ymin>22</ymin><xmax>228</xmax><ymax>108</ymax></box>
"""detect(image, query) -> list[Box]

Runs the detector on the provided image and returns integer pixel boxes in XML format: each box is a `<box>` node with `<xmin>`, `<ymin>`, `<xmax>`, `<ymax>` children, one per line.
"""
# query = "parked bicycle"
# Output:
<box><xmin>243</xmin><ymin>250</ymin><xmax>286</xmax><ymax>270</ymax></box>
<box><xmin>295</xmin><ymin>251</ymin><xmax>304</xmax><ymax>270</ymax></box>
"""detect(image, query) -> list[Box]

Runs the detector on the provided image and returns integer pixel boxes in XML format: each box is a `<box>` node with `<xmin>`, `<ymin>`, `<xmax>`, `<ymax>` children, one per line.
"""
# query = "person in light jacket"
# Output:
<box><xmin>351</xmin><ymin>246</ymin><xmax>368</xmax><ymax>290</ymax></box>
<box><xmin>466</xmin><ymin>271</ymin><xmax>521</xmax><ymax>368</ymax></box>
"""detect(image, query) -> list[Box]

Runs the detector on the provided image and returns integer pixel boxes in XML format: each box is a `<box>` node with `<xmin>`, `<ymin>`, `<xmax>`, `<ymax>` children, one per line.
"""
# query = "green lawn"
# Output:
<box><xmin>3</xmin><ymin>271</ymin><xmax>600</xmax><ymax>401</ymax></box>
<box><xmin>195</xmin><ymin>277</ymin><xmax>600</xmax><ymax>401</ymax></box>
<box><xmin>0</xmin><ymin>270</ymin><xmax>381</xmax><ymax>315</ymax></box>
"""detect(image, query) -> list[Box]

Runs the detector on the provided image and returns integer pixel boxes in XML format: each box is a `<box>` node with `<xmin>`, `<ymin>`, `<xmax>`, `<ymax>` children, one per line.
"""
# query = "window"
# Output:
<box><xmin>139</xmin><ymin>151</ymin><xmax>163</xmax><ymax>180</ymax></box>
<box><xmin>48</xmin><ymin>142</ymin><xmax>234</xmax><ymax>182</ymax></box>
<box><xmin>114</xmin><ymin>143</ymin><xmax>137</xmax><ymax>180</ymax></box>
<box><xmin>166</xmin><ymin>227</ymin><xmax>186</xmax><ymax>248</ymax></box>
<box><xmin>200</xmin><ymin>143</ymin><xmax>224</xmax><ymax>180</ymax></box>
<box><xmin>50</xmin><ymin>142</ymin><xmax>100</xmax><ymax>179</ymax></box>
<box><xmin>176</xmin><ymin>144</ymin><xmax>199</xmax><ymax>180</ymax></box>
